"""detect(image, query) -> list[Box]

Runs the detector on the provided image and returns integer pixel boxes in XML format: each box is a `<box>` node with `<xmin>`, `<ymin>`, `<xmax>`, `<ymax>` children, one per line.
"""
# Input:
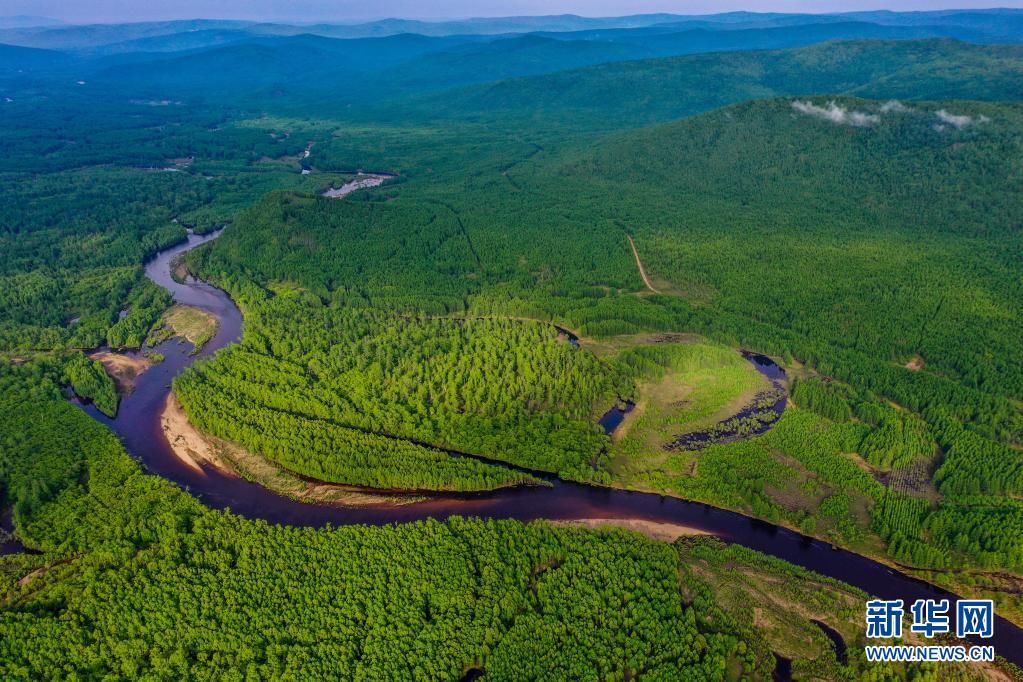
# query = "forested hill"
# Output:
<box><xmin>543</xmin><ymin>96</ymin><xmax>1023</xmax><ymax>557</ymax></box>
<box><xmin>3</xmin><ymin>14</ymin><xmax>1023</xmax><ymax>676</ymax></box>
<box><xmin>91</xmin><ymin>23</ymin><xmax>999</xmax><ymax>102</ymax></box>
<box><xmin>2</xmin><ymin>26</ymin><xmax>1022</xmax><ymax>115</ymax></box>
<box><xmin>4</xmin><ymin>9</ymin><xmax>1023</xmax><ymax>49</ymax></box>
<box><xmin>0</xmin><ymin>43</ymin><xmax>68</xmax><ymax>72</ymax></box>
<box><xmin>406</xmin><ymin>39</ymin><xmax>1023</xmax><ymax>128</ymax></box>
<box><xmin>557</xmin><ymin>96</ymin><xmax>1023</xmax><ymax>401</ymax></box>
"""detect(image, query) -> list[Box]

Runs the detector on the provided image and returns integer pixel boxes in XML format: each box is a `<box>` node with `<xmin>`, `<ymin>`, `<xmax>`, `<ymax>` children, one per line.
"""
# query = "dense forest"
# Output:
<box><xmin>2</xmin><ymin>12</ymin><xmax>1023</xmax><ymax>677</ymax></box>
<box><xmin>406</xmin><ymin>39</ymin><xmax>1023</xmax><ymax>129</ymax></box>
<box><xmin>0</xmin><ymin>78</ymin><xmax>381</xmax><ymax>354</ymax></box>
<box><xmin>0</xmin><ymin>362</ymin><xmax>986</xmax><ymax>680</ymax></box>
<box><xmin>573</xmin><ymin>99</ymin><xmax>1023</xmax><ymax>586</ymax></box>
<box><xmin>0</xmin><ymin>365</ymin><xmax>761</xmax><ymax>679</ymax></box>
<box><xmin>174</xmin><ymin>297</ymin><xmax>629</xmax><ymax>486</ymax></box>
<box><xmin>177</xmin><ymin>93</ymin><xmax>1023</xmax><ymax>619</ymax></box>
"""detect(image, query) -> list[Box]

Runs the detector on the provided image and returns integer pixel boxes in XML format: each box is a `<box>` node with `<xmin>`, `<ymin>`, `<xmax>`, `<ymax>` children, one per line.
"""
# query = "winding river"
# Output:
<box><xmin>76</xmin><ymin>228</ymin><xmax>1023</xmax><ymax>665</ymax></box>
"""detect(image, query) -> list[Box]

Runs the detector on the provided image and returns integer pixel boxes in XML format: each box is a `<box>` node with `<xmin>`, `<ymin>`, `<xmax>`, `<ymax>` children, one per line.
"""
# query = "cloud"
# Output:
<box><xmin>935</xmin><ymin>109</ymin><xmax>988</xmax><ymax>129</ymax></box>
<box><xmin>791</xmin><ymin>100</ymin><xmax>879</xmax><ymax>127</ymax></box>
<box><xmin>880</xmin><ymin>100</ymin><xmax>910</xmax><ymax>113</ymax></box>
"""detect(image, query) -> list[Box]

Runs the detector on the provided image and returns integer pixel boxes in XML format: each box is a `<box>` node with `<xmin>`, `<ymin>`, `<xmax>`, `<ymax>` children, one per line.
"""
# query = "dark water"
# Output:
<box><xmin>553</xmin><ymin>325</ymin><xmax>580</xmax><ymax>349</ymax></box>
<box><xmin>772</xmin><ymin>654</ymin><xmax>792</xmax><ymax>682</ymax></box>
<box><xmin>812</xmin><ymin>620</ymin><xmax>848</xmax><ymax>665</ymax></box>
<box><xmin>72</xmin><ymin>230</ymin><xmax>1023</xmax><ymax>666</ymax></box>
<box><xmin>598</xmin><ymin>401</ymin><xmax>635</xmax><ymax>434</ymax></box>
<box><xmin>744</xmin><ymin>351</ymin><xmax>787</xmax><ymax>382</ymax></box>
<box><xmin>0</xmin><ymin>508</ymin><xmax>36</xmax><ymax>555</ymax></box>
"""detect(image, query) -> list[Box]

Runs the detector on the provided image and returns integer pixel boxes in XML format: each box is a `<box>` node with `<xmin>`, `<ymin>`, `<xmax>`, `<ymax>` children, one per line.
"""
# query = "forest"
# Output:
<box><xmin>0</xmin><ymin>364</ymin><xmax>760</xmax><ymax>679</ymax></box>
<box><xmin>2</xmin><ymin>11</ymin><xmax>1023</xmax><ymax>678</ymax></box>
<box><xmin>172</xmin><ymin>92</ymin><xmax>1023</xmax><ymax>622</ymax></box>
<box><xmin>0</xmin><ymin>361</ymin><xmax>987</xmax><ymax>680</ymax></box>
<box><xmin>174</xmin><ymin>297</ymin><xmax>631</xmax><ymax>486</ymax></box>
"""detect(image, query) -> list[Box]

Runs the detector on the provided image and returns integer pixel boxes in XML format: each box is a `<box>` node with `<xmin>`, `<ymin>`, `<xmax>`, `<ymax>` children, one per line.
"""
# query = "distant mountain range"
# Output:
<box><xmin>0</xmin><ymin>9</ymin><xmax>1021</xmax><ymax>125</ymax></box>
<box><xmin>2</xmin><ymin>9</ymin><xmax>1023</xmax><ymax>50</ymax></box>
<box><xmin>0</xmin><ymin>16</ymin><xmax>63</xmax><ymax>29</ymax></box>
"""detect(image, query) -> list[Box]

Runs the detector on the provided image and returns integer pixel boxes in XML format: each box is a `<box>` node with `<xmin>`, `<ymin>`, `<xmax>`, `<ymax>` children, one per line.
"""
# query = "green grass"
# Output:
<box><xmin>612</xmin><ymin>406</ymin><xmax>883</xmax><ymax>551</ymax></box>
<box><xmin>159</xmin><ymin>304</ymin><xmax>219</xmax><ymax>351</ymax></box>
<box><xmin>608</xmin><ymin>340</ymin><xmax>769</xmax><ymax>455</ymax></box>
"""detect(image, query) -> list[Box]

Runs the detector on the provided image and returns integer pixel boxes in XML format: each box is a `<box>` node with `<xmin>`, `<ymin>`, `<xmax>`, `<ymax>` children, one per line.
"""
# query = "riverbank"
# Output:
<box><xmin>89</xmin><ymin>351</ymin><xmax>152</xmax><ymax>393</ymax></box>
<box><xmin>594</xmin><ymin>468</ymin><xmax>1023</xmax><ymax>632</ymax></box>
<box><xmin>161</xmin><ymin>393</ymin><xmax>417</xmax><ymax>507</ymax></box>
<box><xmin>552</xmin><ymin>518</ymin><xmax>711</xmax><ymax>542</ymax></box>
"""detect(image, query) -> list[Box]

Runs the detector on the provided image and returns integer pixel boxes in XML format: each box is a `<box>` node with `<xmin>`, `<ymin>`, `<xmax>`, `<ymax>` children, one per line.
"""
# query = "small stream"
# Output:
<box><xmin>812</xmin><ymin>620</ymin><xmax>848</xmax><ymax>665</ymax></box>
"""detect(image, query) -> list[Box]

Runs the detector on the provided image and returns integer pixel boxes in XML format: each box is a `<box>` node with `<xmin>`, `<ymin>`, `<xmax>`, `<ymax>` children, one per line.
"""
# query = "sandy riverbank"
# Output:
<box><xmin>160</xmin><ymin>393</ymin><xmax>413</xmax><ymax>506</ymax></box>
<box><xmin>161</xmin><ymin>393</ymin><xmax>212</xmax><ymax>473</ymax></box>
<box><xmin>553</xmin><ymin>518</ymin><xmax>712</xmax><ymax>542</ymax></box>
<box><xmin>89</xmin><ymin>351</ymin><xmax>152</xmax><ymax>393</ymax></box>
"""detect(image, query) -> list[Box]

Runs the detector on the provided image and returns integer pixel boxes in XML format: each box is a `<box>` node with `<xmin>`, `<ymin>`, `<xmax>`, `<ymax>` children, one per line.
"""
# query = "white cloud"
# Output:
<box><xmin>880</xmin><ymin>100</ymin><xmax>910</xmax><ymax>113</ymax></box>
<box><xmin>936</xmin><ymin>110</ymin><xmax>972</xmax><ymax>128</ymax></box>
<box><xmin>792</xmin><ymin>100</ymin><xmax>879</xmax><ymax>127</ymax></box>
<box><xmin>935</xmin><ymin>109</ymin><xmax>988</xmax><ymax>129</ymax></box>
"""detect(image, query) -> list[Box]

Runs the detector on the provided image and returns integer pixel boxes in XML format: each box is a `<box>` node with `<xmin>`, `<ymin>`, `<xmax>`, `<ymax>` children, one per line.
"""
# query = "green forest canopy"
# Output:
<box><xmin>1</xmin><ymin>29</ymin><xmax>1022</xmax><ymax>678</ymax></box>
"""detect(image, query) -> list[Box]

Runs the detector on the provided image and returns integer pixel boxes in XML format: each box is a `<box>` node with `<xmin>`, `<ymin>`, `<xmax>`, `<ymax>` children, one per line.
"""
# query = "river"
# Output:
<box><xmin>75</xmin><ymin>227</ymin><xmax>1023</xmax><ymax>665</ymax></box>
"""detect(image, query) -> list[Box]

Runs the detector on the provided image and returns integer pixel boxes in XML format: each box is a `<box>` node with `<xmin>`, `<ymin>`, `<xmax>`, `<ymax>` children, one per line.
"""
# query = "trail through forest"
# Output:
<box><xmin>628</xmin><ymin>235</ymin><xmax>660</xmax><ymax>294</ymax></box>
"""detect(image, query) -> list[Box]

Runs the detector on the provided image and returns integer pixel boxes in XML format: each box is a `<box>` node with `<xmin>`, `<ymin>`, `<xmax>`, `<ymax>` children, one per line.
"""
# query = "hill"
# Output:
<box><xmin>1</xmin><ymin>22</ymin><xmax>1020</xmax><ymax>116</ymax></box>
<box><xmin>0</xmin><ymin>15</ymin><xmax>689</xmax><ymax>48</ymax></box>
<box><xmin>80</xmin><ymin>29</ymin><xmax>257</xmax><ymax>56</ymax></box>
<box><xmin>566</xmin><ymin>94</ymin><xmax>1023</xmax><ymax>596</ymax></box>
<box><xmin>408</xmin><ymin>39</ymin><xmax>1023</xmax><ymax>129</ymax></box>
<box><xmin>63</xmin><ymin>35</ymin><xmax>1023</xmax><ymax>115</ymax></box>
<box><xmin>0</xmin><ymin>19</ymin><xmax>252</xmax><ymax>50</ymax></box>
<box><xmin>92</xmin><ymin>33</ymin><xmax>463</xmax><ymax>90</ymax></box>
<box><xmin>4</xmin><ymin>9</ymin><xmax>1023</xmax><ymax>49</ymax></box>
<box><xmin>91</xmin><ymin>32</ymin><xmax>636</xmax><ymax>101</ymax></box>
<box><xmin>846</xmin><ymin>8</ymin><xmax>1023</xmax><ymax>40</ymax></box>
<box><xmin>0</xmin><ymin>16</ymin><xmax>63</xmax><ymax>29</ymax></box>
<box><xmin>567</xmin><ymin>96</ymin><xmax>1023</xmax><ymax>395</ymax></box>
<box><xmin>0</xmin><ymin>43</ymin><xmax>70</xmax><ymax>72</ymax></box>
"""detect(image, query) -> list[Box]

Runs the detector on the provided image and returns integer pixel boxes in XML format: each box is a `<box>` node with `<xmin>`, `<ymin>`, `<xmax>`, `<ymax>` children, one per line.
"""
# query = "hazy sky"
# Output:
<box><xmin>5</xmin><ymin>1</ymin><xmax>1022</xmax><ymax>24</ymax></box>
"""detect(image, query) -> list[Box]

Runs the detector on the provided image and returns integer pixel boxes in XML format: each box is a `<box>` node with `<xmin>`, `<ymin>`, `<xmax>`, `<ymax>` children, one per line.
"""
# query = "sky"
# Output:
<box><xmin>4</xmin><ymin>0</ymin><xmax>1022</xmax><ymax>25</ymax></box>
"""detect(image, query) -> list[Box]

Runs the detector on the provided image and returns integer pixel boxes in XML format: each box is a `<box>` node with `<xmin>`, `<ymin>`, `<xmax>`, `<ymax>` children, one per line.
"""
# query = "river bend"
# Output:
<box><xmin>75</xmin><ymin>228</ymin><xmax>1023</xmax><ymax>665</ymax></box>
